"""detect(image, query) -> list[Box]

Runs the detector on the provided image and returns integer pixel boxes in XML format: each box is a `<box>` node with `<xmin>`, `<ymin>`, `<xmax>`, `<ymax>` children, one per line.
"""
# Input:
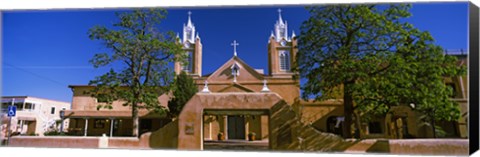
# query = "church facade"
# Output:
<box><xmin>65</xmin><ymin>10</ymin><xmax>468</xmax><ymax>141</ymax></box>
<box><xmin>174</xmin><ymin>10</ymin><xmax>300</xmax><ymax>141</ymax></box>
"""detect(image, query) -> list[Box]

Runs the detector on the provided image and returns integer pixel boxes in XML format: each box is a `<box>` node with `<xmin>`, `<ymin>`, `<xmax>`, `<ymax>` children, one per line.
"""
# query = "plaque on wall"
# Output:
<box><xmin>185</xmin><ymin>123</ymin><xmax>194</xmax><ymax>135</ymax></box>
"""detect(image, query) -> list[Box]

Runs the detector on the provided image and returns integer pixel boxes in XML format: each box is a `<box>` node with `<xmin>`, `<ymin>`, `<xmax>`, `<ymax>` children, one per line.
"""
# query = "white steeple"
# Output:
<box><xmin>187</xmin><ymin>11</ymin><xmax>193</xmax><ymax>27</ymax></box>
<box><xmin>277</xmin><ymin>9</ymin><xmax>285</xmax><ymax>25</ymax></box>
<box><xmin>274</xmin><ymin>8</ymin><xmax>288</xmax><ymax>42</ymax></box>
<box><xmin>183</xmin><ymin>11</ymin><xmax>196</xmax><ymax>43</ymax></box>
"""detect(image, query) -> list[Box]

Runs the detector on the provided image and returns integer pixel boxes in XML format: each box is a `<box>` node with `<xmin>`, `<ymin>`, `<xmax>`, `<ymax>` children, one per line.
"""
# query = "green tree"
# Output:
<box><xmin>87</xmin><ymin>9</ymin><xmax>185</xmax><ymax>137</ymax></box>
<box><xmin>297</xmin><ymin>4</ymin><xmax>465</xmax><ymax>138</ymax></box>
<box><xmin>168</xmin><ymin>71</ymin><xmax>198</xmax><ymax>118</ymax></box>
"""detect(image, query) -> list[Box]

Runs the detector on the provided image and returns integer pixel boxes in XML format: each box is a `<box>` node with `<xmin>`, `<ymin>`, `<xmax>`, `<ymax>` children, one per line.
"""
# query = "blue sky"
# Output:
<box><xmin>1</xmin><ymin>3</ymin><xmax>468</xmax><ymax>102</ymax></box>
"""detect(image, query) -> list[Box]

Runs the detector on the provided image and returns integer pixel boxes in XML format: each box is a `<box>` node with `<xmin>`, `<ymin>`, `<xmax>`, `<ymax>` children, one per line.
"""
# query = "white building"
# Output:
<box><xmin>1</xmin><ymin>96</ymin><xmax>71</xmax><ymax>137</ymax></box>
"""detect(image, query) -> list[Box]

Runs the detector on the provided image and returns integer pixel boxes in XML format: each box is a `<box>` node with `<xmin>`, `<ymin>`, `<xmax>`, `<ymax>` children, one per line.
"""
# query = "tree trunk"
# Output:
<box><xmin>343</xmin><ymin>84</ymin><xmax>353</xmax><ymax>138</ymax></box>
<box><xmin>353</xmin><ymin>111</ymin><xmax>364</xmax><ymax>139</ymax></box>
<box><xmin>431</xmin><ymin>114</ymin><xmax>436</xmax><ymax>138</ymax></box>
<box><xmin>132</xmin><ymin>102</ymin><xmax>139</xmax><ymax>137</ymax></box>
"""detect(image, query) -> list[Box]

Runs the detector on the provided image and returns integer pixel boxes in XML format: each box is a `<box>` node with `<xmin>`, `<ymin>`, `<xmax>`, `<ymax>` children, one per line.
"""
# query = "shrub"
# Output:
<box><xmin>43</xmin><ymin>129</ymin><xmax>67</xmax><ymax>136</ymax></box>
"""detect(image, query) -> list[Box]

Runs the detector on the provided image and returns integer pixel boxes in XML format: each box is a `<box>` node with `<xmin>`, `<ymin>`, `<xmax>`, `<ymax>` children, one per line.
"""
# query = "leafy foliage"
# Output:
<box><xmin>87</xmin><ymin>9</ymin><xmax>185</xmax><ymax>136</ymax></box>
<box><xmin>297</xmin><ymin>4</ymin><xmax>466</xmax><ymax>138</ymax></box>
<box><xmin>43</xmin><ymin>129</ymin><xmax>66</xmax><ymax>136</ymax></box>
<box><xmin>168</xmin><ymin>71</ymin><xmax>198</xmax><ymax>117</ymax></box>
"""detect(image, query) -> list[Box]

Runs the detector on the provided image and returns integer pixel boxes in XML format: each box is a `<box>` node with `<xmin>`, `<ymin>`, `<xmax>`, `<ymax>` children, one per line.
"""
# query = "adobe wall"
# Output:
<box><xmin>147</xmin><ymin>119</ymin><xmax>179</xmax><ymax>149</ymax></box>
<box><xmin>388</xmin><ymin>139</ymin><xmax>468</xmax><ymax>155</ymax></box>
<box><xmin>292</xmin><ymin>100</ymin><xmax>344</xmax><ymax>133</ymax></box>
<box><xmin>108</xmin><ymin>136</ymin><xmax>149</xmax><ymax>149</ymax></box>
<box><xmin>344</xmin><ymin>139</ymin><xmax>468</xmax><ymax>156</ymax></box>
<box><xmin>7</xmin><ymin>132</ymin><xmax>468</xmax><ymax>156</ymax></box>
<box><xmin>8</xmin><ymin>136</ymin><xmax>150</xmax><ymax>149</ymax></box>
<box><xmin>194</xmin><ymin>77</ymin><xmax>300</xmax><ymax>105</ymax></box>
<box><xmin>70</xmin><ymin>86</ymin><xmax>170</xmax><ymax>111</ymax></box>
<box><xmin>9</xmin><ymin>136</ymin><xmax>99</xmax><ymax>148</ymax></box>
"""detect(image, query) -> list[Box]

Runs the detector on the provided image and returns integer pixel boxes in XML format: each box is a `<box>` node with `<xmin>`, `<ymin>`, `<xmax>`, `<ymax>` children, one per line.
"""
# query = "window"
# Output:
<box><xmin>182</xmin><ymin>51</ymin><xmax>193</xmax><ymax>73</ymax></box>
<box><xmin>94</xmin><ymin>119</ymin><xmax>106</xmax><ymax>128</ymax></box>
<box><xmin>14</xmin><ymin>101</ymin><xmax>24</xmax><ymax>111</ymax></box>
<box><xmin>278</xmin><ymin>26</ymin><xmax>286</xmax><ymax>39</ymax></box>
<box><xmin>185</xmin><ymin>28</ymin><xmax>192</xmax><ymax>40</ymax></box>
<box><xmin>51</xmin><ymin>107</ymin><xmax>55</xmax><ymax>114</ymax></box>
<box><xmin>368</xmin><ymin>122</ymin><xmax>383</xmax><ymax>134</ymax></box>
<box><xmin>1</xmin><ymin>102</ymin><xmax>9</xmax><ymax>112</ymax></box>
<box><xmin>279</xmin><ymin>50</ymin><xmax>290</xmax><ymax>71</ymax></box>
<box><xmin>231</xmin><ymin>64</ymin><xmax>240</xmax><ymax>76</ymax></box>
<box><xmin>24</xmin><ymin>103</ymin><xmax>35</xmax><ymax>111</ymax></box>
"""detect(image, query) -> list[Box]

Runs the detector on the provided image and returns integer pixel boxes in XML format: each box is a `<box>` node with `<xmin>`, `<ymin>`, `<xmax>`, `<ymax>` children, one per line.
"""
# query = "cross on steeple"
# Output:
<box><xmin>187</xmin><ymin>11</ymin><xmax>193</xmax><ymax>26</ymax></box>
<box><xmin>277</xmin><ymin>8</ymin><xmax>284</xmax><ymax>25</ymax></box>
<box><xmin>231</xmin><ymin>40</ymin><xmax>239</xmax><ymax>56</ymax></box>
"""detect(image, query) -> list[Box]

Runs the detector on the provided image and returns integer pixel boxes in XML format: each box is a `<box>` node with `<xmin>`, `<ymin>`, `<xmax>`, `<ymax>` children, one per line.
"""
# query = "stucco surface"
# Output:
<box><xmin>168</xmin><ymin>92</ymin><xmax>352</xmax><ymax>151</ymax></box>
<box><xmin>388</xmin><ymin>139</ymin><xmax>468</xmax><ymax>155</ymax></box>
<box><xmin>9</xmin><ymin>136</ymin><xmax>99</xmax><ymax>148</ymax></box>
<box><xmin>176</xmin><ymin>92</ymin><xmax>281</xmax><ymax>150</ymax></box>
<box><xmin>147</xmin><ymin>119</ymin><xmax>178</xmax><ymax>149</ymax></box>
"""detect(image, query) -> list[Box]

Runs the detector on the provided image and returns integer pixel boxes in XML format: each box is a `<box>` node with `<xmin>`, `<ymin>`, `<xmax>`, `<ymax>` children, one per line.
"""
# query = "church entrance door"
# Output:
<box><xmin>227</xmin><ymin>115</ymin><xmax>245</xmax><ymax>139</ymax></box>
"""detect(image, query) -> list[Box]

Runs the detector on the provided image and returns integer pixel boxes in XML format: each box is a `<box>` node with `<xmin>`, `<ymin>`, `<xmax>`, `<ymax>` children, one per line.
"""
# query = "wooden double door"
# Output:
<box><xmin>227</xmin><ymin>115</ymin><xmax>245</xmax><ymax>139</ymax></box>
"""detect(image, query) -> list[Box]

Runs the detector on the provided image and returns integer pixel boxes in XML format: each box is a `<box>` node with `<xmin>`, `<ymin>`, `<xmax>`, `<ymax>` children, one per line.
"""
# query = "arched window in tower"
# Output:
<box><xmin>182</xmin><ymin>51</ymin><xmax>193</xmax><ymax>73</ymax></box>
<box><xmin>279</xmin><ymin>50</ymin><xmax>290</xmax><ymax>71</ymax></box>
<box><xmin>279</xmin><ymin>27</ymin><xmax>285</xmax><ymax>39</ymax></box>
<box><xmin>186</xmin><ymin>29</ymin><xmax>192</xmax><ymax>41</ymax></box>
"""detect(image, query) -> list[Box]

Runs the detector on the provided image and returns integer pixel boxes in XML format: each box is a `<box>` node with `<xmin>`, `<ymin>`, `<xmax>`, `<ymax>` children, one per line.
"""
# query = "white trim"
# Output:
<box><xmin>110</xmin><ymin>118</ymin><xmax>114</xmax><ymax>137</ymax></box>
<box><xmin>84</xmin><ymin>118</ymin><xmax>89</xmax><ymax>136</ymax></box>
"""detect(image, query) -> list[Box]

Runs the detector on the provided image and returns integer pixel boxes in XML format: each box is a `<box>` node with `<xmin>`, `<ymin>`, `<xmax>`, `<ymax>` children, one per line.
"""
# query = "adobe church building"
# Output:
<box><xmin>64</xmin><ymin>10</ymin><xmax>468</xmax><ymax>143</ymax></box>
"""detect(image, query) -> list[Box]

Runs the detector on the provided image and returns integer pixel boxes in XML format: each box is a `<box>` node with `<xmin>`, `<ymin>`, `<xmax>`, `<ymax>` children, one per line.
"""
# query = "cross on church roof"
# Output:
<box><xmin>231</xmin><ymin>40</ymin><xmax>239</xmax><ymax>56</ymax></box>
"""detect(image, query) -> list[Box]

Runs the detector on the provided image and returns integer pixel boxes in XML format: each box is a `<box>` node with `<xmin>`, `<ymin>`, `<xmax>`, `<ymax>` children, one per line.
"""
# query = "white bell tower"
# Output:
<box><xmin>274</xmin><ymin>9</ymin><xmax>288</xmax><ymax>42</ymax></box>
<box><xmin>175</xmin><ymin>11</ymin><xmax>203</xmax><ymax>77</ymax></box>
<box><xmin>267</xmin><ymin>9</ymin><xmax>298</xmax><ymax>77</ymax></box>
<box><xmin>183</xmin><ymin>11</ymin><xmax>196</xmax><ymax>43</ymax></box>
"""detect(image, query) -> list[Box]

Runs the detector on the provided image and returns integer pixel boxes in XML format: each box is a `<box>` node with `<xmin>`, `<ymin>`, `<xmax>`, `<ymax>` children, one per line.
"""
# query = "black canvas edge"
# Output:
<box><xmin>469</xmin><ymin>1</ymin><xmax>479</xmax><ymax>155</ymax></box>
